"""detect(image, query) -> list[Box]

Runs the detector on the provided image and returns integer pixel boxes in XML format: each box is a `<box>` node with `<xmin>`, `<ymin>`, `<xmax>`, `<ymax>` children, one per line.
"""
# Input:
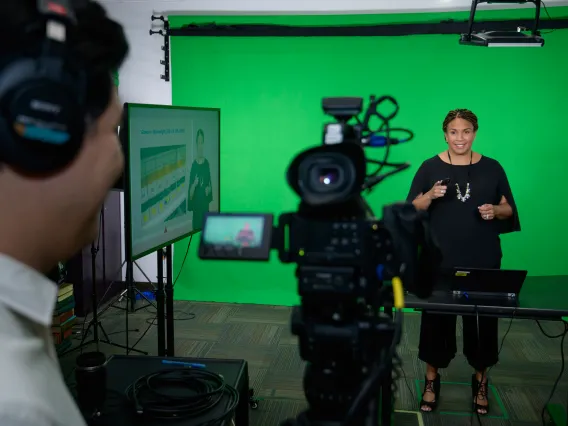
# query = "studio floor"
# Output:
<box><xmin>60</xmin><ymin>299</ymin><xmax>568</xmax><ymax>426</ymax></box>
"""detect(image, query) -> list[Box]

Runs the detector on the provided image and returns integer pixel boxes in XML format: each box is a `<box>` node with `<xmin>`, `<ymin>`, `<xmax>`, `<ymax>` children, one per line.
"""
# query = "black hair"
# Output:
<box><xmin>3</xmin><ymin>0</ymin><xmax>129</xmax><ymax>117</ymax></box>
<box><xmin>443</xmin><ymin>109</ymin><xmax>479</xmax><ymax>132</ymax></box>
<box><xmin>196</xmin><ymin>129</ymin><xmax>205</xmax><ymax>145</ymax></box>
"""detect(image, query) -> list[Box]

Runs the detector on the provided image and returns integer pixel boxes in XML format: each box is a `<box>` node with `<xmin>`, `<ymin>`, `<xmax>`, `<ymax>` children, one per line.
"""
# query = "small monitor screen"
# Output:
<box><xmin>199</xmin><ymin>213</ymin><xmax>273</xmax><ymax>260</ymax></box>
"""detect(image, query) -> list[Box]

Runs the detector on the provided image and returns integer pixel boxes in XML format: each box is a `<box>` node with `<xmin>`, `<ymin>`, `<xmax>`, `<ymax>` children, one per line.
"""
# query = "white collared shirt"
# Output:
<box><xmin>0</xmin><ymin>254</ymin><xmax>86</xmax><ymax>426</ymax></box>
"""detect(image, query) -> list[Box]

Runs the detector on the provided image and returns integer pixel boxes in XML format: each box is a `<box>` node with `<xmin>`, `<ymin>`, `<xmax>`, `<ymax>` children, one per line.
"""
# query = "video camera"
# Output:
<box><xmin>198</xmin><ymin>95</ymin><xmax>439</xmax><ymax>426</ymax></box>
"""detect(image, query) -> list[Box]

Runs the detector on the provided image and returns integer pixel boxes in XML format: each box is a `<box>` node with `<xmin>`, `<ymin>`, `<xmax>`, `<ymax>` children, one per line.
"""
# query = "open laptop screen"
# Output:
<box><xmin>438</xmin><ymin>267</ymin><xmax>528</xmax><ymax>296</ymax></box>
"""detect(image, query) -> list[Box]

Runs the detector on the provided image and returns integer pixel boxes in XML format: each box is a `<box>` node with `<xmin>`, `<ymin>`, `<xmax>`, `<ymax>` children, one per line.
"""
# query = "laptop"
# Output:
<box><xmin>437</xmin><ymin>267</ymin><xmax>528</xmax><ymax>307</ymax></box>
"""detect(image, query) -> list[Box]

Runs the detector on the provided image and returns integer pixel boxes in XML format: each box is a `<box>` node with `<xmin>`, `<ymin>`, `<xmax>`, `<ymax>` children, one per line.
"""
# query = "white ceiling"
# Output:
<box><xmin>98</xmin><ymin>0</ymin><xmax>568</xmax><ymax>15</ymax></box>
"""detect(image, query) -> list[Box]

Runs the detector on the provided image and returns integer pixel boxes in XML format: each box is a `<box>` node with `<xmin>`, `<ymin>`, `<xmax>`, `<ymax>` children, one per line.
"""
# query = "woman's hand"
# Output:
<box><xmin>412</xmin><ymin>180</ymin><xmax>447</xmax><ymax>211</ymax></box>
<box><xmin>479</xmin><ymin>199</ymin><xmax>513</xmax><ymax>221</ymax></box>
<box><xmin>427</xmin><ymin>180</ymin><xmax>448</xmax><ymax>200</ymax></box>
<box><xmin>478</xmin><ymin>204</ymin><xmax>495</xmax><ymax>220</ymax></box>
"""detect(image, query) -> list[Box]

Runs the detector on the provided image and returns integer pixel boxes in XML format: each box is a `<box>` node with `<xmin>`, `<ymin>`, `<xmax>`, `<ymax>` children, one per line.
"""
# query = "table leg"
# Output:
<box><xmin>547</xmin><ymin>403</ymin><xmax>567</xmax><ymax>426</ymax></box>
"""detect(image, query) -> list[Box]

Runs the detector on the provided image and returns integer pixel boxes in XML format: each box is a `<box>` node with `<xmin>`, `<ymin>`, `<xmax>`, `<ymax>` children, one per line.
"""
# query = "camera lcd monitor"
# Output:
<box><xmin>124</xmin><ymin>103</ymin><xmax>220</xmax><ymax>260</ymax></box>
<box><xmin>198</xmin><ymin>213</ymin><xmax>273</xmax><ymax>261</ymax></box>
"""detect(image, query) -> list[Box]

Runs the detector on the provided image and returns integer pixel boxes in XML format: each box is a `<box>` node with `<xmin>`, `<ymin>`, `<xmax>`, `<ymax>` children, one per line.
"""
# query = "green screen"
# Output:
<box><xmin>169</xmin><ymin>8</ymin><xmax>568</xmax><ymax>305</ymax></box>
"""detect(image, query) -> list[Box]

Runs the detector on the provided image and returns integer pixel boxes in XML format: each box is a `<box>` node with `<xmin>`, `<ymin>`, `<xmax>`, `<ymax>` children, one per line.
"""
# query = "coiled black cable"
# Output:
<box><xmin>125</xmin><ymin>368</ymin><xmax>239</xmax><ymax>424</ymax></box>
<box><xmin>536</xmin><ymin>320</ymin><xmax>568</xmax><ymax>426</ymax></box>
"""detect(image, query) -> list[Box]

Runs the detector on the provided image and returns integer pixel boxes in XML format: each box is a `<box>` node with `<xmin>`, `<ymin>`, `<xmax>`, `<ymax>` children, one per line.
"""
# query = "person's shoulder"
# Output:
<box><xmin>479</xmin><ymin>155</ymin><xmax>506</xmax><ymax>172</ymax></box>
<box><xmin>480</xmin><ymin>155</ymin><xmax>499</xmax><ymax>165</ymax></box>
<box><xmin>418</xmin><ymin>155</ymin><xmax>442</xmax><ymax>170</ymax></box>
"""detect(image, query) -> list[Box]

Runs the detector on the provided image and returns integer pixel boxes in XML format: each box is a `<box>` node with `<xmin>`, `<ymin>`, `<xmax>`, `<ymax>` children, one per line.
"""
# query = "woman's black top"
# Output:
<box><xmin>406</xmin><ymin>154</ymin><xmax>520</xmax><ymax>269</ymax></box>
<box><xmin>187</xmin><ymin>158</ymin><xmax>213</xmax><ymax>229</ymax></box>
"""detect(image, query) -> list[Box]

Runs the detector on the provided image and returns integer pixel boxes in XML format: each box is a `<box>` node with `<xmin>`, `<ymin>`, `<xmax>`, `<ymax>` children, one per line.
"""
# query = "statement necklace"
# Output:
<box><xmin>447</xmin><ymin>150</ymin><xmax>472</xmax><ymax>203</ymax></box>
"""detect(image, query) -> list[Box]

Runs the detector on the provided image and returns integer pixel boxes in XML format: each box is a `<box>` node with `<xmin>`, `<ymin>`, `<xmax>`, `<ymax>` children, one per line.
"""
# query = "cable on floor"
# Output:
<box><xmin>536</xmin><ymin>320</ymin><xmax>568</xmax><ymax>426</ymax></box>
<box><xmin>125</xmin><ymin>368</ymin><xmax>239</xmax><ymax>424</ymax></box>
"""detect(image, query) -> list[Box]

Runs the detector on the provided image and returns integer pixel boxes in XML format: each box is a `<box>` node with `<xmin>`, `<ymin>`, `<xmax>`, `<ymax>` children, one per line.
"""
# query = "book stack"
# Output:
<box><xmin>52</xmin><ymin>282</ymin><xmax>76</xmax><ymax>354</ymax></box>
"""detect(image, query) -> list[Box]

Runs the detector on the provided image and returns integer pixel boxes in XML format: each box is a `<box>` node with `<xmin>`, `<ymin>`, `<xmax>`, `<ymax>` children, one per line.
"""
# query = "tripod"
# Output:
<box><xmin>114</xmin><ymin>259</ymin><xmax>157</xmax><ymax>313</ymax></box>
<box><xmin>62</xmin><ymin>232</ymin><xmax>147</xmax><ymax>356</ymax></box>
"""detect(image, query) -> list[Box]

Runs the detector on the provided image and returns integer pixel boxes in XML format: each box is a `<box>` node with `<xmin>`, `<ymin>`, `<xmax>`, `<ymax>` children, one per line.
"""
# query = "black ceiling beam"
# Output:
<box><xmin>168</xmin><ymin>18</ymin><xmax>568</xmax><ymax>37</ymax></box>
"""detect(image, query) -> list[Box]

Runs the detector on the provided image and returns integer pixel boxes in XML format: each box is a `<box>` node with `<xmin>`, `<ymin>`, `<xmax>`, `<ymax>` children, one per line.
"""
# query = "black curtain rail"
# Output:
<box><xmin>168</xmin><ymin>18</ymin><xmax>568</xmax><ymax>37</ymax></box>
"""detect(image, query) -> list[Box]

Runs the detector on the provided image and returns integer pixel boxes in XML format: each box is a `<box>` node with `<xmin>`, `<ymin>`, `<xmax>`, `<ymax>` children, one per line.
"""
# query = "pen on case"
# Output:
<box><xmin>162</xmin><ymin>359</ymin><xmax>206</xmax><ymax>368</ymax></box>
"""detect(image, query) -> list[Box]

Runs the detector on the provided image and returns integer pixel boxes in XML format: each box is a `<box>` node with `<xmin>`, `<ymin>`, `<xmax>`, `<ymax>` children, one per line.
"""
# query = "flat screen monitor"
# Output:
<box><xmin>124</xmin><ymin>103</ymin><xmax>220</xmax><ymax>260</ymax></box>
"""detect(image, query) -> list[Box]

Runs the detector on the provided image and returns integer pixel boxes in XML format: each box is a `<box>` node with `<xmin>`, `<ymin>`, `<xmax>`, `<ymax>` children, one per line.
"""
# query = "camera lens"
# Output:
<box><xmin>318</xmin><ymin>168</ymin><xmax>340</xmax><ymax>185</ymax></box>
<box><xmin>308</xmin><ymin>160</ymin><xmax>346</xmax><ymax>194</ymax></box>
<box><xmin>296</xmin><ymin>152</ymin><xmax>357</xmax><ymax>205</ymax></box>
<box><xmin>287</xmin><ymin>142</ymin><xmax>366</xmax><ymax>206</ymax></box>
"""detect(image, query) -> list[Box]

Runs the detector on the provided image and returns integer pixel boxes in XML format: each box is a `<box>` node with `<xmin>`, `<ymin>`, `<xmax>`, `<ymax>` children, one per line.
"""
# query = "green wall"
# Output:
<box><xmin>169</xmin><ymin>8</ymin><xmax>568</xmax><ymax>305</ymax></box>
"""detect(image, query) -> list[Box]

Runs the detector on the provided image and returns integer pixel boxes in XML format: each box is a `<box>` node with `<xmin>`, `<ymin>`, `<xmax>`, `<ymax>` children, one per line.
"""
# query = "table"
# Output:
<box><xmin>405</xmin><ymin>275</ymin><xmax>568</xmax><ymax>426</ymax></box>
<box><xmin>96</xmin><ymin>355</ymin><xmax>250</xmax><ymax>426</ymax></box>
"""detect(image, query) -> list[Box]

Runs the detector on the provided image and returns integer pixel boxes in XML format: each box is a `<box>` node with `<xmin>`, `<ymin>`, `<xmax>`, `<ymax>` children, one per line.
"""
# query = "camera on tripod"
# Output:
<box><xmin>198</xmin><ymin>95</ymin><xmax>439</xmax><ymax>426</ymax></box>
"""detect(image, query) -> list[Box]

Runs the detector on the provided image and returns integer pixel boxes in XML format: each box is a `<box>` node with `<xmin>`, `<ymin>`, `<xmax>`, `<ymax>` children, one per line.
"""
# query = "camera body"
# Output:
<box><xmin>280</xmin><ymin>209</ymin><xmax>399</xmax><ymax>425</ymax></box>
<box><xmin>198</xmin><ymin>95</ymin><xmax>438</xmax><ymax>426</ymax></box>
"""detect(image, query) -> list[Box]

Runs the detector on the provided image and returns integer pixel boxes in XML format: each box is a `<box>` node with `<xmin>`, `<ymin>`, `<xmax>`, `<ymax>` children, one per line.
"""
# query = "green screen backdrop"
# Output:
<box><xmin>169</xmin><ymin>8</ymin><xmax>568</xmax><ymax>306</ymax></box>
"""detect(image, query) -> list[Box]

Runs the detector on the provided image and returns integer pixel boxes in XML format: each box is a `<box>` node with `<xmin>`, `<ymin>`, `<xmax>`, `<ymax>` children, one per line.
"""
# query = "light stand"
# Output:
<box><xmin>120</xmin><ymin>152</ymin><xmax>158</xmax><ymax>354</ymax></box>
<box><xmin>114</xmin><ymin>261</ymin><xmax>157</xmax><ymax>313</ymax></box>
<box><xmin>459</xmin><ymin>0</ymin><xmax>544</xmax><ymax>47</ymax></box>
<box><xmin>62</xmin><ymin>237</ymin><xmax>146</xmax><ymax>356</ymax></box>
<box><xmin>94</xmin><ymin>259</ymin><xmax>156</xmax><ymax>320</ymax></box>
<box><xmin>118</xmin><ymin>139</ymin><xmax>157</xmax><ymax>314</ymax></box>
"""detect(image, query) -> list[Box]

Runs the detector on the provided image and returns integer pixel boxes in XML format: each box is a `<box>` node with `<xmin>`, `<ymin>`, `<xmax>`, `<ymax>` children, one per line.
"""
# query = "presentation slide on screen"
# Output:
<box><xmin>129</xmin><ymin>104</ymin><xmax>220</xmax><ymax>259</ymax></box>
<box><xmin>203</xmin><ymin>216</ymin><xmax>265</xmax><ymax>248</ymax></box>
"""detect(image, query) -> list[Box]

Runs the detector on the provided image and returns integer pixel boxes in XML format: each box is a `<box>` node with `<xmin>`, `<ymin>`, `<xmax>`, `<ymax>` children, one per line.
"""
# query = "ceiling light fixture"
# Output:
<box><xmin>460</xmin><ymin>0</ymin><xmax>545</xmax><ymax>47</ymax></box>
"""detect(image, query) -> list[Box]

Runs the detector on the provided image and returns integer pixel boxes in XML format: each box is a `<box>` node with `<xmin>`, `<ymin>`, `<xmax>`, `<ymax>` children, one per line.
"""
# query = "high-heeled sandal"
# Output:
<box><xmin>471</xmin><ymin>374</ymin><xmax>490</xmax><ymax>415</ymax></box>
<box><xmin>419</xmin><ymin>374</ymin><xmax>441</xmax><ymax>412</ymax></box>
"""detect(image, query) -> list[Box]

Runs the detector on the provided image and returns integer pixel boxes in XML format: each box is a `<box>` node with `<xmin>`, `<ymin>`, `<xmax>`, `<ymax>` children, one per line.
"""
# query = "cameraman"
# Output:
<box><xmin>0</xmin><ymin>1</ymin><xmax>128</xmax><ymax>425</ymax></box>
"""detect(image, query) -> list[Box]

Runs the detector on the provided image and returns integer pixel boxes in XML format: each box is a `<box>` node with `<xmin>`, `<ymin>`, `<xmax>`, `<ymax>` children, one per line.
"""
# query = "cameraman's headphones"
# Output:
<box><xmin>0</xmin><ymin>0</ymin><xmax>96</xmax><ymax>174</ymax></box>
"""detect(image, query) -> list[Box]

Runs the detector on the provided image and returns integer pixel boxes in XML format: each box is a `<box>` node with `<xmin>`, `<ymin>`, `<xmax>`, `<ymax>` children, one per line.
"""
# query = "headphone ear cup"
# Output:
<box><xmin>0</xmin><ymin>58</ymin><xmax>86</xmax><ymax>173</ymax></box>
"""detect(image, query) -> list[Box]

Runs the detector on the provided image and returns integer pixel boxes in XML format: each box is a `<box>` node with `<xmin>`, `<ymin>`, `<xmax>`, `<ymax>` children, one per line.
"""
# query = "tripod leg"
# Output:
<box><xmin>129</xmin><ymin>283</ymin><xmax>136</xmax><ymax>312</ymax></box>
<box><xmin>98</xmin><ymin>322</ymin><xmax>112</xmax><ymax>342</ymax></box>
<box><xmin>134</xmin><ymin>260</ymin><xmax>157</xmax><ymax>290</ymax></box>
<box><xmin>104</xmin><ymin>341</ymin><xmax>148</xmax><ymax>355</ymax></box>
<box><xmin>75</xmin><ymin>312</ymin><xmax>98</xmax><ymax>347</ymax></box>
<box><xmin>81</xmin><ymin>318</ymin><xmax>95</xmax><ymax>338</ymax></box>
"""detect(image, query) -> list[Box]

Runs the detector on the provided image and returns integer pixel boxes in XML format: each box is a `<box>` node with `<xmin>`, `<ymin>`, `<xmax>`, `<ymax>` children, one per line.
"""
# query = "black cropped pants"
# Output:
<box><xmin>418</xmin><ymin>311</ymin><xmax>499</xmax><ymax>372</ymax></box>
